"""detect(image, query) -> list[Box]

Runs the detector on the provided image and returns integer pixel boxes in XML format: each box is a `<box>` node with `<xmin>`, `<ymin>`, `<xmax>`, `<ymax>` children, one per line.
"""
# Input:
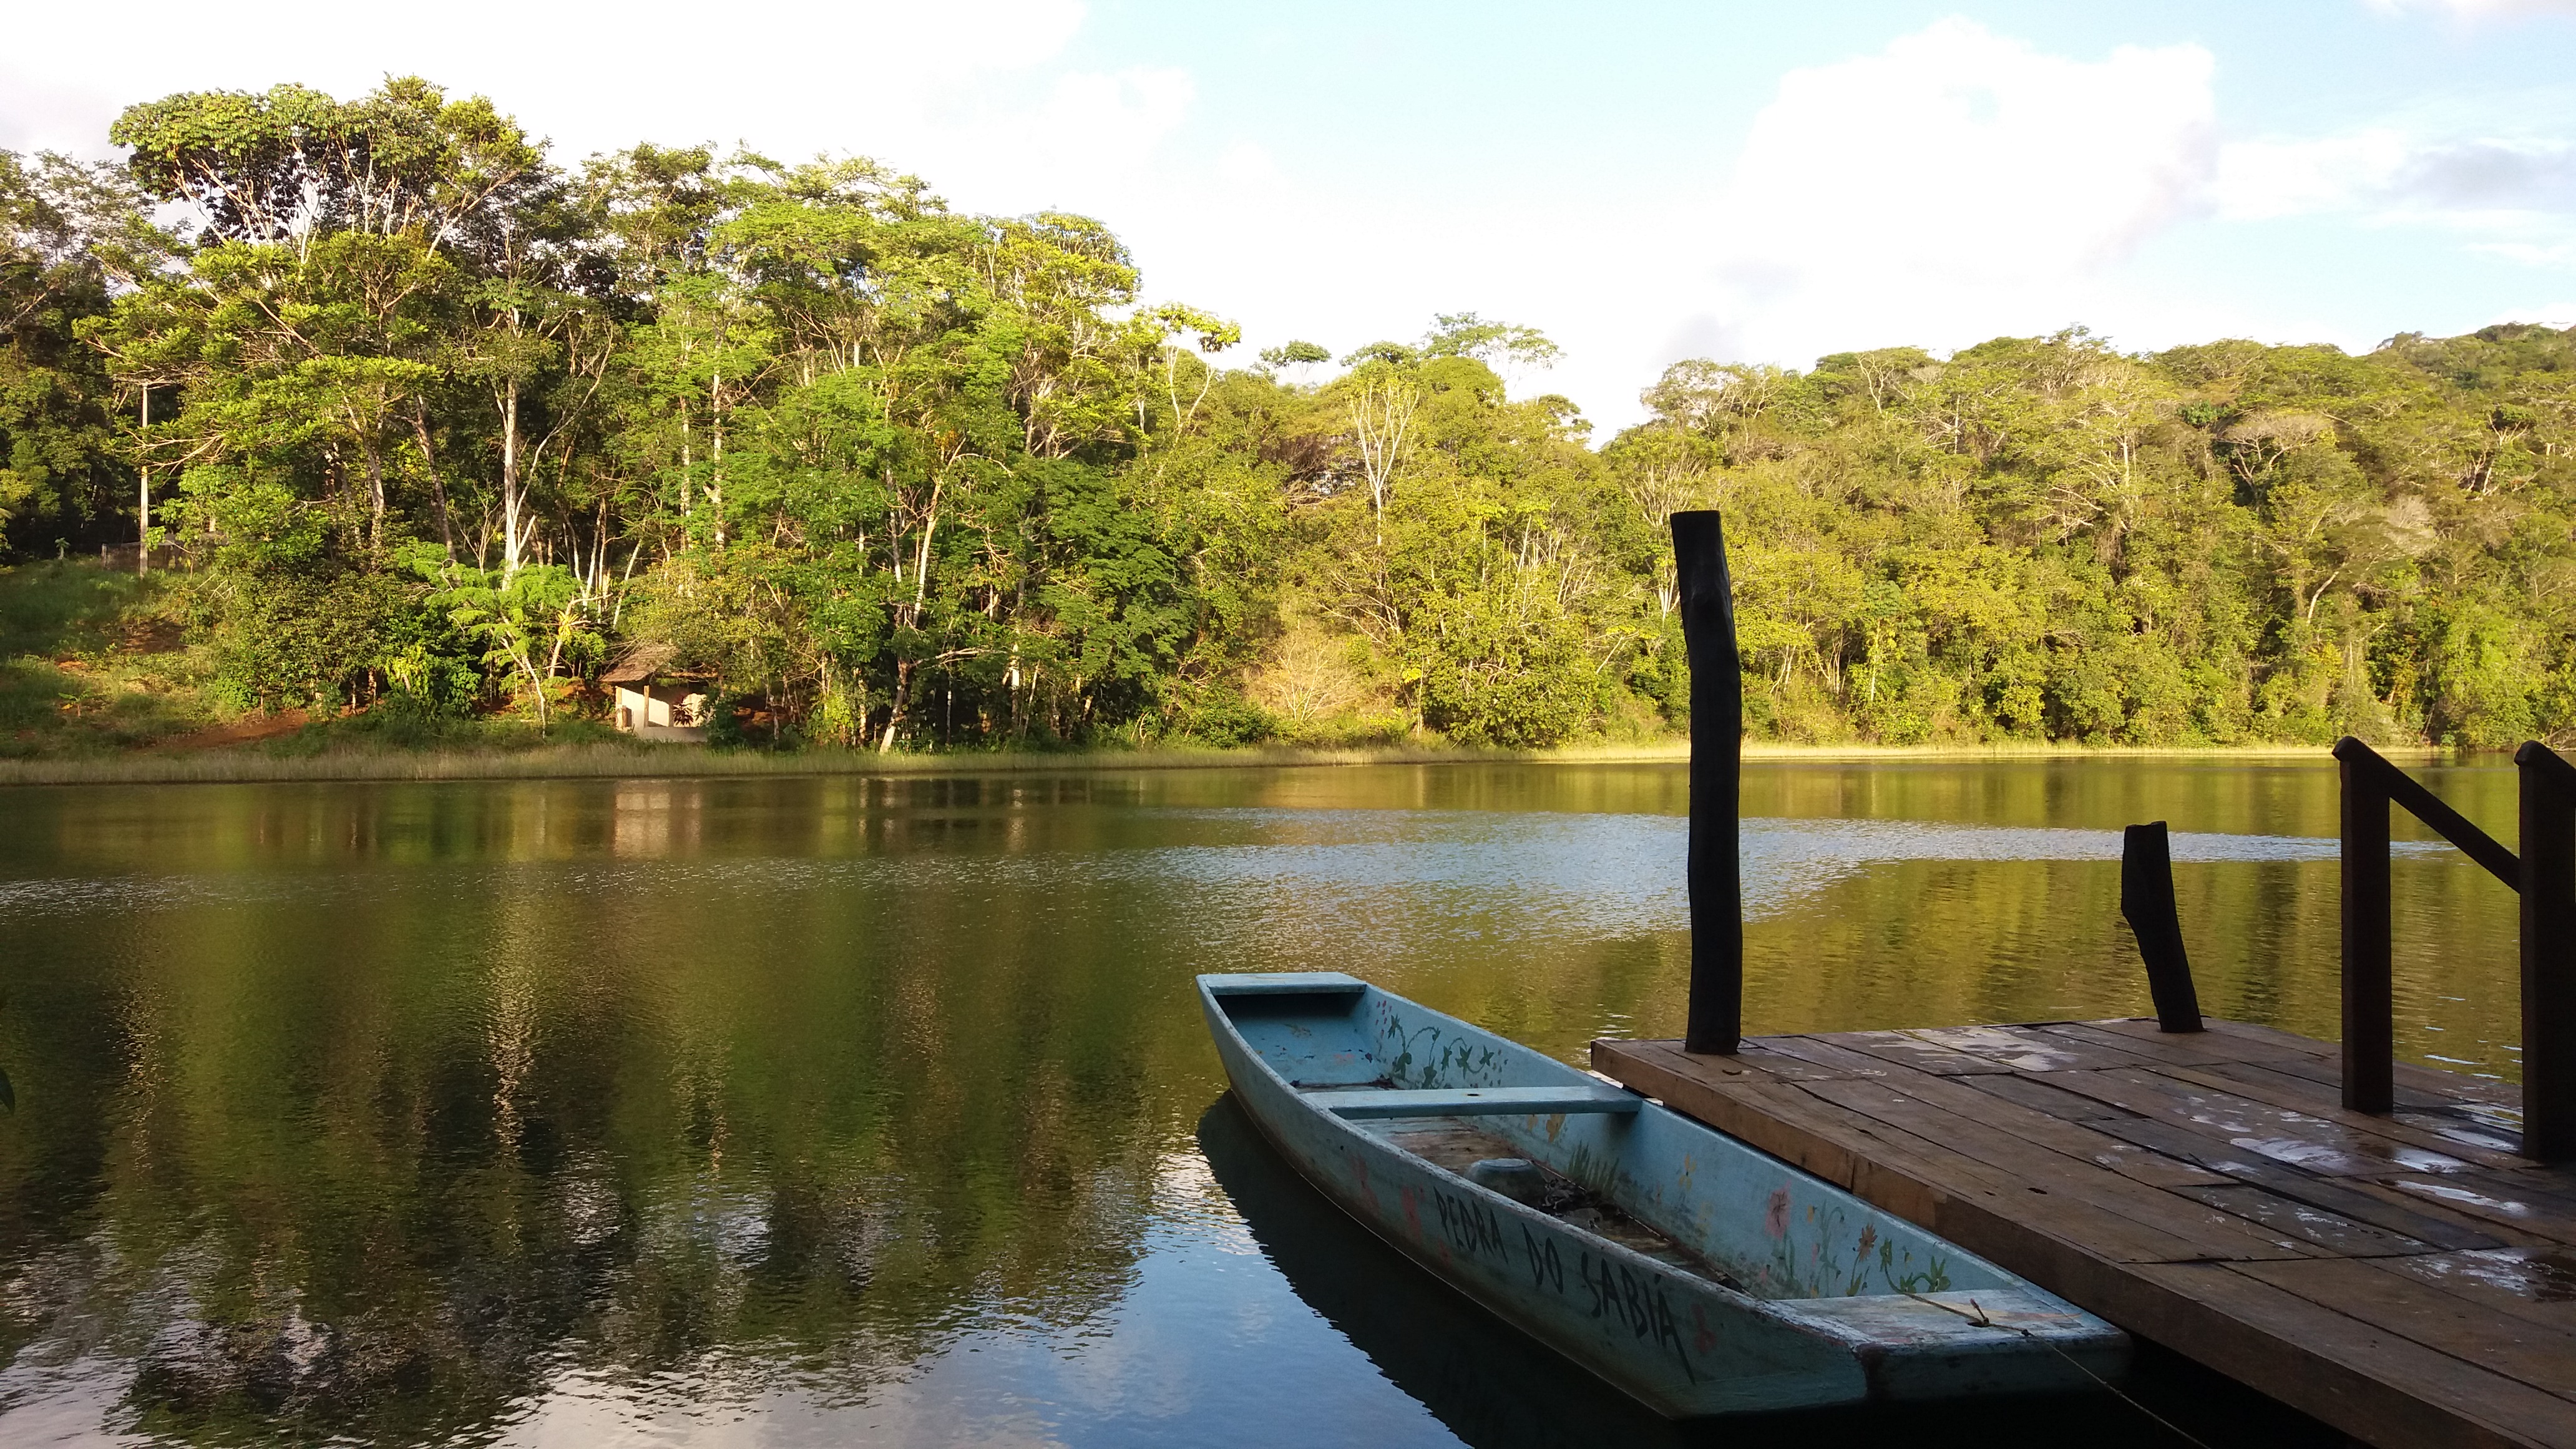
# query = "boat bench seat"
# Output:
<box><xmin>1310</xmin><ymin>1085</ymin><xmax>1643</xmax><ymax>1119</ymax></box>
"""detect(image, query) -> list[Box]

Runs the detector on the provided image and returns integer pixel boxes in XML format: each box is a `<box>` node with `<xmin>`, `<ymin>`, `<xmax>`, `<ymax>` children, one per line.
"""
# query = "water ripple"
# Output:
<box><xmin>0</xmin><ymin>812</ymin><xmax>2447</xmax><ymax>937</ymax></box>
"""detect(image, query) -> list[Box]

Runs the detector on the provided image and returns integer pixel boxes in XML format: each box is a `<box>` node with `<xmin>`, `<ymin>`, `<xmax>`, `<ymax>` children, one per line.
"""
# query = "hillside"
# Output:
<box><xmin>6</xmin><ymin>80</ymin><xmax>2575</xmax><ymax>756</ymax></box>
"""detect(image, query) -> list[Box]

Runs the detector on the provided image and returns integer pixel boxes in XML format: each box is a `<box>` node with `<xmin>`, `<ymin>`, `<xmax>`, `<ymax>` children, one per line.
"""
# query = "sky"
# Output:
<box><xmin>5</xmin><ymin>0</ymin><xmax>2576</xmax><ymax>432</ymax></box>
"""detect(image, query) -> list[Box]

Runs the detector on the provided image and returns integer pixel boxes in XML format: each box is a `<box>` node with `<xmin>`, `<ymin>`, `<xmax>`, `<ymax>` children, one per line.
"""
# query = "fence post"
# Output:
<box><xmin>1672</xmin><ymin>510</ymin><xmax>1742</xmax><ymax>1056</ymax></box>
<box><xmin>2517</xmin><ymin>742</ymin><xmax>2576</xmax><ymax>1161</ymax></box>
<box><xmin>2334</xmin><ymin>737</ymin><xmax>2395</xmax><ymax>1114</ymax></box>
<box><xmin>2121</xmin><ymin>822</ymin><xmax>2203</xmax><ymax>1033</ymax></box>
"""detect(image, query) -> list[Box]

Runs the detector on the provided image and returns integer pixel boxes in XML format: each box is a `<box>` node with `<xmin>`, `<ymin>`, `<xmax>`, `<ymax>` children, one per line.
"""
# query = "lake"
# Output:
<box><xmin>0</xmin><ymin>757</ymin><xmax>2520</xmax><ymax>1447</ymax></box>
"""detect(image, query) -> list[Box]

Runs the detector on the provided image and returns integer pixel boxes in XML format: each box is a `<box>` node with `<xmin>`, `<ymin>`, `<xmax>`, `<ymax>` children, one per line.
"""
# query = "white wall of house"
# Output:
<box><xmin>612</xmin><ymin>682</ymin><xmax>708</xmax><ymax>741</ymax></box>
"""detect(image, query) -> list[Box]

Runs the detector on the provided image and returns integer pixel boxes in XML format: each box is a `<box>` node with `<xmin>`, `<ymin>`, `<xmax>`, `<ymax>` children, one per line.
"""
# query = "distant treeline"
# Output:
<box><xmin>4</xmin><ymin>77</ymin><xmax>2574</xmax><ymax>749</ymax></box>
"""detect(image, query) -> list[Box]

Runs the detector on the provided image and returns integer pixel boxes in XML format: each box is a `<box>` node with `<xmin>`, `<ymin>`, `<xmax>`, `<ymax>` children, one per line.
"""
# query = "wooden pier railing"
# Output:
<box><xmin>1647</xmin><ymin>520</ymin><xmax>2574</xmax><ymax>1443</ymax></box>
<box><xmin>2335</xmin><ymin>736</ymin><xmax>2575</xmax><ymax>1159</ymax></box>
<box><xmin>2515</xmin><ymin>741</ymin><xmax>2576</xmax><ymax>1161</ymax></box>
<box><xmin>1659</xmin><ymin>515</ymin><xmax>2572</xmax><ymax>1158</ymax></box>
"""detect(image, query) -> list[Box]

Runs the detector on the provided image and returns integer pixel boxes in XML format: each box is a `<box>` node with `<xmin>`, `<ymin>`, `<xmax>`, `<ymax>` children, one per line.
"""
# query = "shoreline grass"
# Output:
<box><xmin>0</xmin><ymin>735</ymin><xmax>2467</xmax><ymax>788</ymax></box>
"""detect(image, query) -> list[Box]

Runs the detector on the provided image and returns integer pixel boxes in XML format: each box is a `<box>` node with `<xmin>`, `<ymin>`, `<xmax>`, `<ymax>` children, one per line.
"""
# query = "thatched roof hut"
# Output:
<box><xmin>601</xmin><ymin>644</ymin><xmax>711</xmax><ymax>743</ymax></box>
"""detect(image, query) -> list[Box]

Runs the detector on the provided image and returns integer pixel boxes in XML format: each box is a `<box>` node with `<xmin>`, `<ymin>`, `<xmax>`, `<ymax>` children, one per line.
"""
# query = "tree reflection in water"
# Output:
<box><xmin>0</xmin><ymin>760</ymin><xmax>2514</xmax><ymax>1444</ymax></box>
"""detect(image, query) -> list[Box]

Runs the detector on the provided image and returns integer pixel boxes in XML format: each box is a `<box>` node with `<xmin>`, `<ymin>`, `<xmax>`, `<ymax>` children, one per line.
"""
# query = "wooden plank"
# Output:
<box><xmin>2234</xmin><ymin>1256</ymin><xmax>2576</xmax><ymax>1406</ymax></box>
<box><xmin>1904</xmin><ymin>1022</ymin><xmax>2162</xmax><ymax>1072</ymax></box>
<box><xmin>2452</xmin><ymin>1167</ymin><xmax>2576</xmax><ymax>1235</ymax></box>
<box><xmin>2364</xmin><ymin>1171</ymin><xmax>2576</xmax><ymax>1244</ymax></box>
<box><xmin>2201</xmin><ymin>1058</ymin><xmax>2530</xmax><ymax>1153</ymax></box>
<box><xmin>1593</xmin><ymin>1040</ymin><xmax>2240</xmax><ymax>1282</ymax></box>
<box><xmin>2232</xmin><ymin>1048</ymin><xmax>2516</xmax><ymax>1111</ymax></box>
<box><xmin>1807</xmin><ymin>1029</ymin><xmax>2014</xmax><ymax>1075</ymax></box>
<box><xmin>2240</xmin><ymin>1039</ymin><xmax>2529</xmax><ymax>1111</ymax></box>
<box><xmin>1965</xmin><ymin>1070</ymin><xmax>2143</xmax><ymax>1123</ymax></box>
<box><xmin>1739</xmin><ymin>1033</ymin><xmax>1905</xmax><ymax>1079</ymax></box>
<box><xmin>2389</xmin><ymin>1060</ymin><xmax>2525</xmax><ymax>1108</ymax></box>
<box><xmin>1796</xmin><ymin>1076</ymin><xmax>2315</xmax><ymax>1262</ymax></box>
<box><xmin>1686</xmin><ymin>1037</ymin><xmax>2228</xmax><ymax>1193</ymax></box>
<box><xmin>1317</xmin><ymin>1086</ymin><xmax>1642</xmax><ymax>1118</ymax></box>
<box><xmin>1626</xmin><ymin>1065</ymin><xmax>2102</xmax><ymax>1275</ymax></box>
<box><xmin>2120</xmin><ymin>1261</ymin><xmax>2576</xmax><ymax>1449</ymax></box>
<box><xmin>2081</xmin><ymin>1014</ymin><xmax>2330</xmax><ymax>1063</ymax></box>
<box><xmin>2364</xmin><ymin>1247</ymin><xmax>2576</xmax><ymax>1344</ymax></box>
<box><xmin>2042</xmin><ymin>1066</ymin><xmax>2478</xmax><ymax>1178</ymax></box>
<box><xmin>1725</xmin><ymin>1039</ymin><xmax>1875</xmax><ymax>1082</ymax></box>
<box><xmin>1204</xmin><ymin>973</ymin><xmax>1366</xmax><ymax>996</ymax></box>
<box><xmin>1597</xmin><ymin>1040</ymin><xmax>2006</xmax><ymax>1217</ymax></box>
<box><xmin>2194</xmin><ymin>1016</ymin><xmax>2343</xmax><ymax>1060</ymax></box>
<box><xmin>2172</xmin><ymin>1058</ymin><xmax>2531</xmax><ymax>1167</ymax></box>
<box><xmin>2044</xmin><ymin>1018</ymin><xmax>2290</xmax><ymax>1067</ymax></box>
<box><xmin>1596</xmin><ymin>1041</ymin><xmax>1868</xmax><ymax>1191</ymax></box>
<box><xmin>1603</xmin><ymin>1037</ymin><xmax>1845</xmax><ymax>1085</ymax></box>
<box><xmin>2086</xmin><ymin>1116</ymin><xmax>2507</xmax><ymax>1251</ymax></box>
<box><xmin>2177</xmin><ymin>1183</ymin><xmax>2432</xmax><ymax>1257</ymax></box>
<box><xmin>1600</xmin><ymin>1027</ymin><xmax>2576</xmax><ymax>1448</ymax></box>
<box><xmin>1824</xmin><ymin>1060</ymin><xmax>2226</xmax><ymax>1190</ymax></box>
<box><xmin>1624</xmin><ymin>1039</ymin><xmax>1878</xmax><ymax>1095</ymax></box>
<box><xmin>1619</xmin><ymin>1040</ymin><xmax>1780</xmax><ymax>1086</ymax></box>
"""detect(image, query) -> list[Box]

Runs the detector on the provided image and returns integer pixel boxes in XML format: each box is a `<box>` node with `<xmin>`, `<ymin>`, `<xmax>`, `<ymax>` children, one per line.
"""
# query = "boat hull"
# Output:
<box><xmin>1201</xmin><ymin>973</ymin><xmax>2127</xmax><ymax>1417</ymax></box>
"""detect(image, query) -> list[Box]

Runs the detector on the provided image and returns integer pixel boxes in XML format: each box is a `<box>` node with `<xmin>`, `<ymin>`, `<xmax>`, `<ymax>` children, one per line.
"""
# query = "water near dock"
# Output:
<box><xmin>0</xmin><ymin>758</ymin><xmax>2527</xmax><ymax>1445</ymax></box>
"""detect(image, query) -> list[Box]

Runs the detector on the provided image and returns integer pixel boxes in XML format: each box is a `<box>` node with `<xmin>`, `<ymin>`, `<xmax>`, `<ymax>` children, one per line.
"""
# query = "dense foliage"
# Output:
<box><xmin>7</xmin><ymin>77</ymin><xmax>2576</xmax><ymax>751</ymax></box>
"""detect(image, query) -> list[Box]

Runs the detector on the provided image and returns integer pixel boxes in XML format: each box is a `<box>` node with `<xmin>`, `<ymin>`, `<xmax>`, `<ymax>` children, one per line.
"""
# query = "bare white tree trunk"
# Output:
<box><xmin>1349</xmin><ymin>374</ymin><xmax>1418</xmax><ymax>550</ymax></box>
<box><xmin>501</xmin><ymin>374</ymin><xmax>525</xmax><ymax>580</ymax></box>
<box><xmin>710</xmin><ymin>369</ymin><xmax>726</xmax><ymax>548</ymax></box>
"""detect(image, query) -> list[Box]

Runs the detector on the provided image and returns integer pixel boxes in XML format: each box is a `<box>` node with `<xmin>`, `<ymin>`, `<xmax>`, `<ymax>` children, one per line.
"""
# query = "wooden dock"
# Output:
<box><xmin>1594</xmin><ymin>1018</ymin><xmax>2576</xmax><ymax>1449</ymax></box>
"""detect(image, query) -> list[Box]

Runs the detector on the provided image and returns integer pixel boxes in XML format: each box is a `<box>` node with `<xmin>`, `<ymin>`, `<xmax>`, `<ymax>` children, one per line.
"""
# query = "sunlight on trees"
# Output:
<box><xmin>7</xmin><ymin>79</ymin><xmax>2576</xmax><ymax>751</ymax></box>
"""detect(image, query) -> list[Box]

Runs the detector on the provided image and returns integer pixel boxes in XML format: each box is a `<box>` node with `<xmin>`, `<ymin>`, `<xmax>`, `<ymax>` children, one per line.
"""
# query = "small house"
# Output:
<box><xmin>602</xmin><ymin>644</ymin><xmax>711</xmax><ymax>743</ymax></box>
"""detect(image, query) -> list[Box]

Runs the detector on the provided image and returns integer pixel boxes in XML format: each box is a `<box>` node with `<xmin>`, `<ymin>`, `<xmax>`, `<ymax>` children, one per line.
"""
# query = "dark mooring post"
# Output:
<box><xmin>1672</xmin><ymin>510</ymin><xmax>1742</xmax><ymax>1055</ymax></box>
<box><xmin>2517</xmin><ymin>742</ymin><xmax>2576</xmax><ymax>1160</ymax></box>
<box><xmin>2120</xmin><ymin>822</ymin><xmax>2202</xmax><ymax>1033</ymax></box>
<box><xmin>2334</xmin><ymin>738</ymin><xmax>2396</xmax><ymax>1115</ymax></box>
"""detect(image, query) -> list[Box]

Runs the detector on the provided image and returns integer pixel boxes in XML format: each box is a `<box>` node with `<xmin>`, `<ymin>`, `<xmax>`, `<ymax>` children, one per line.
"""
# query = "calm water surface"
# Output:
<box><xmin>0</xmin><ymin>758</ymin><xmax>2520</xmax><ymax>1447</ymax></box>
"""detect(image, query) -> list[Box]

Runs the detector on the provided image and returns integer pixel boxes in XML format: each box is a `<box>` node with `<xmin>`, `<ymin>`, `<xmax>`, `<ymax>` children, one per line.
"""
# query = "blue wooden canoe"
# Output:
<box><xmin>1199</xmin><ymin>972</ymin><xmax>2129</xmax><ymax>1417</ymax></box>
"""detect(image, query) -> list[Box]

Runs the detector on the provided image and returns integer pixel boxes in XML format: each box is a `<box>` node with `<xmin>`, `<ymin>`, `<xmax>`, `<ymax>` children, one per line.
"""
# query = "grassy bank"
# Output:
<box><xmin>3</xmin><ymin>560</ymin><xmax>2432</xmax><ymax>789</ymax></box>
<box><xmin>1</xmin><ymin>560</ymin><xmax>223</xmax><ymax>754</ymax></box>
<box><xmin>0</xmin><ymin>736</ymin><xmax>2437</xmax><ymax>788</ymax></box>
<box><xmin>0</xmin><ymin>739</ymin><xmax>1682</xmax><ymax>786</ymax></box>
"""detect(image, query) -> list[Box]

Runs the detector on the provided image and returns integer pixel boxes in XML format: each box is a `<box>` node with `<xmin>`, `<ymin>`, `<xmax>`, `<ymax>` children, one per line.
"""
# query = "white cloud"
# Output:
<box><xmin>1682</xmin><ymin>19</ymin><xmax>2220</xmax><ymax>367</ymax></box>
<box><xmin>952</xmin><ymin>66</ymin><xmax>1198</xmax><ymax>207</ymax></box>
<box><xmin>2474</xmin><ymin>242</ymin><xmax>2576</xmax><ymax>267</ymax></box>
<box><xmin>0</xmin><ymin>0</ymin><xmax>1217</xmax><ymax>280</ymax></box>
<box><xmin>2218</xmin><ymin>131</ymin><xmax>2576</xmax><ymax>223</ymax></box>
<box><xmin>5</xmin><ymin>6</ymin><xmax>2559</xmax><ymax>437</ymax></box>
<box><xmin>1212</xmin><ymin>142</ymin><xmax>1285</xmax><ymax>193</ymax></box>
<box><xmin>2365</xmin><ymin>0</ymin><xmax>2576</xmax><ymax>19</ymax></box>
<box><xmin>2490</xmin><ymin>301</ymin><xmax>2576</xmax><ymax>326</ymax></box>
<box><xmin>2212</xmin><ymin>124</ymin><xmax>2576</xmax><ymax>285</ymax></box>
<box><xmin>1043</xmin><ymin>67</ymin><xmax>1196</xmax><ymax>154</ymax></box>
<box><xmin>0</xmin><ymin>0</ymin><xmax>1093</xmax><ymax>165</ymax></box>
<box><xmin>2213</xmin><ymin>130</ymin><xmax>2415</xmax><ymax>220</ymax></box>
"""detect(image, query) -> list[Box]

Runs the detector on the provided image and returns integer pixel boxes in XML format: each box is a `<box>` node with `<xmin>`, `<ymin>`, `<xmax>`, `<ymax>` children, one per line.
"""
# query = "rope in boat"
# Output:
<box><xmin>1900</xmin><ymin>1292</ymin><xmax>2216</xmax><ymax>1449</ymax></box>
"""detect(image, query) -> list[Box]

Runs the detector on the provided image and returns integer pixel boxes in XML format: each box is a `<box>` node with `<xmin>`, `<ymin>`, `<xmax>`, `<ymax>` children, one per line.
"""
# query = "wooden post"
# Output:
<box><xmin>1672</xmin><ymin>510</ymin><xmax>1741</xmax><ymax>1055</ymax></box>
<box><xmin>2334</xmin><ymin>737</ymin><xmax>2394</xmax><ymax>1114</ymax></box>
<box><xmin>2517</xmin><ymin>741</ymin><xmax>2576</xmax><ymax>1161</ymax></box>
<box><xmin>2120</xmin><ymin>822</ymin><xmax>2203</xmax><ymax>1033</ymax></box>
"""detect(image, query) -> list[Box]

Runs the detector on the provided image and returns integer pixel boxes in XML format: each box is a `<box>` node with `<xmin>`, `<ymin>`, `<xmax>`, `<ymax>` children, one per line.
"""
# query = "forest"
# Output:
<box><xmin>6</xmin><ymin>76</ymin><xmax>2576</xmax><ymax>754</ymax></box>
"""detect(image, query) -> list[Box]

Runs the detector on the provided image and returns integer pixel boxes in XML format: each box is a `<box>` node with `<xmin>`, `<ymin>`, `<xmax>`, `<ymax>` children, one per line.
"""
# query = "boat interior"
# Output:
<box><xmin>1210</xmin><ymin>975</ymin><xmax>2022</xmax><ymax>1303</ymax></box>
